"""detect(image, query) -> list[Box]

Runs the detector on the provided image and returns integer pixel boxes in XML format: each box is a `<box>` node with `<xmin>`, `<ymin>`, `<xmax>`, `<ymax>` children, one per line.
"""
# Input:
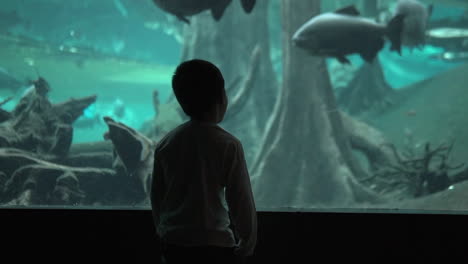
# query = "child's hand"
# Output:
<box><xmin>233</xmin><ymin>246</ymin><xmax>247</xmax><ymax>263</ymax></box>
<box><xmin>235</xmin><ymin>255</ymin><xmax>247</xmax><ymax>264</ymax></box>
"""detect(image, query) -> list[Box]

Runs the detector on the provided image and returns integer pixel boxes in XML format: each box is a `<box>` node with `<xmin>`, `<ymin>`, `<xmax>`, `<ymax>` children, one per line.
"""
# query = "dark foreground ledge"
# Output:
<box><xmin>1</xmin><ymin>208</ymin><xmax>467</xmax><ymax>262</ymax></box>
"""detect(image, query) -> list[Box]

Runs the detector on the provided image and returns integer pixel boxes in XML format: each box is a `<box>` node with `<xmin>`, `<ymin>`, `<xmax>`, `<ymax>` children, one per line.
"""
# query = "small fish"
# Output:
<box><xmin>152</xmin><ymin>0</ymin><xmax>256</xmax><ymax>24</ymax></box>
<box><xmin>394</xmin><ymin>0</ymin><xmax>433</xmax><ymax>50</ymax></box>
<box><xmin>292</xmin><ymin>5</ymin><xmax>405</xmax><ymax>64</ymax></box>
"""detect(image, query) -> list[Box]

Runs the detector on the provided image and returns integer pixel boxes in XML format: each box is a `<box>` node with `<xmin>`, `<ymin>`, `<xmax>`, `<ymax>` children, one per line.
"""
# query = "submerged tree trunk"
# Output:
<box><xmin>251</xmin><ymin>0</ymin><xmax>382</xmax><ymax>209</ymax></box>
<box><xmin>337</xmin><ymin>59</ymin><xmax>394</xmax><ymax>115</ymax></box>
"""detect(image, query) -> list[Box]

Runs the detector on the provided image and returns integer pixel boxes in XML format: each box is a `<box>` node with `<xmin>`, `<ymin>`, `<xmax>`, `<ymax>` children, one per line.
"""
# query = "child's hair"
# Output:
<box><xmin>172</xmin><ymin>59</ymin><xmax>225</xmax><ymax>120</ymax></box>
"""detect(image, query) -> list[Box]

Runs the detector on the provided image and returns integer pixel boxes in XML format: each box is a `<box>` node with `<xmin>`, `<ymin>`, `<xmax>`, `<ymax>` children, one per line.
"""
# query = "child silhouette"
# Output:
<box><xmin>151</xmin><ymin>59</ymin><xmax>257</xmax><ymax>264</ymax></box>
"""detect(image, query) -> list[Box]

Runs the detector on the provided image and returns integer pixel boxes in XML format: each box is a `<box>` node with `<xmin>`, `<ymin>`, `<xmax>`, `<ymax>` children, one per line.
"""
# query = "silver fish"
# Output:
<box><xmin>152</xmin><ymin>0</ymin><xmax>256</xmax><ymax>24</ymax></box>
<box><xmin>292</xmin><ymin>5</ymin><xmax>405</xmax><ymax>64</ymax></box>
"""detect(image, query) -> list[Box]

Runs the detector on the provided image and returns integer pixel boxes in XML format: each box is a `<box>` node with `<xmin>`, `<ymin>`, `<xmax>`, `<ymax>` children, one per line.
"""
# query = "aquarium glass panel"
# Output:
<box><xmin>0</xmin><ymin>0</ymin><xmax>467</xmax><ymax>212</ymax></box>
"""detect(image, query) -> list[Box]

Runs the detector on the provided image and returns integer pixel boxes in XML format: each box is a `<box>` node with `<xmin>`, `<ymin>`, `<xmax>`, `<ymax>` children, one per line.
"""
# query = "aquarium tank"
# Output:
<box><xmin>0</xmin><ymin>0</ymin><xmax>467</xmax><ymax>212</ymax></box>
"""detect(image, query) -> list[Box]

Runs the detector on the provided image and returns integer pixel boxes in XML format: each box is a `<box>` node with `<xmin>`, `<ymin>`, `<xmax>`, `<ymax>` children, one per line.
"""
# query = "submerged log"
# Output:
<box><xmin>341</xmin><ymin>111</ymin><xmax>397</xmax><ymax>172</ymax></box>
<box><xmin>0</xmin><ymin>77</ymin><xmax>96</xmax><ymax>156</ymax></box>
<box><xmin>103</xmin><ymin>116</ymin><xmax>155</xmax><ymax>201</ymax></box>
<box><xmin>0</xmin><ymin>148</ymin><xmax>117</xmax><ymax>206</ymax></box>
<box><xmin>69</xmin><ymin>141</ymin><xmax>113</xmax><ymax>155</ymax></box>
<box><xmin>0</xmin><ymin>97</ymin><xmax>12</xmax><ymax>123</ymax></box>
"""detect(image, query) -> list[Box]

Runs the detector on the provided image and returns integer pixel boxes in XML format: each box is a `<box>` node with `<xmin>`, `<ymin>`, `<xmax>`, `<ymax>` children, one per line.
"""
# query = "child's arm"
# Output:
<box><xmin>225</xmin><ymin>140</ymin><xmax>257</xmax><ymax>257</ymax></box>
<box><xmin>150</xmin><ymin>153</ymin><xmax>164</xmax><ymax>234</ymax></box>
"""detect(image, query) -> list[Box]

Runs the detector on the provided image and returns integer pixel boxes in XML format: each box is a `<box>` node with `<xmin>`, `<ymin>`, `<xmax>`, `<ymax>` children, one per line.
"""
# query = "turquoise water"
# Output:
<box><xmin>1</xmin><ymin>0</ymin><xmax>468</xmax><ymax>211</ymax></box>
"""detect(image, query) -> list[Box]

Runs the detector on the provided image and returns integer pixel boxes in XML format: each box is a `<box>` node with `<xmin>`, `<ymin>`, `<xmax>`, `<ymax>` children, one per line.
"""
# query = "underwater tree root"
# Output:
<box><xmin>0</xmin><ymin>77</ymin><xmax>96</xmax><ymax>156</ymax></box>
<box><xmin>0</xmin><ymin>148</ymin><xmax>116</xmax><ymax>206</ymax></box>
<box><xmin>361</xmin><ymin>140</ymin><xmax>466</xmax><ymax>198</ymax></box>
<box><xmin>0</xmin><ymin>77</ymin><xmax>156</xmax><ymax>206</ymax></box>
<box><xmin>103</xmin><ymin>116</ymin><xmax>155</xmax><ymax>199</ymax></box>
<box><xmin>340</xmin><ymin>111</ymin><xmax>397</xmax><ymax>170</ymax></box>
<box><xmin>223</xmin><ymin>45</ymin><xmax>262</xmax><ymax>121</ymax></box>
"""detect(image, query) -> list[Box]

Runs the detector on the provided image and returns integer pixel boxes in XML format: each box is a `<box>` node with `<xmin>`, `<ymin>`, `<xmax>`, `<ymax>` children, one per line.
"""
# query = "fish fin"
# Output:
<box><xmin>211</xmin><ymin>2</ymin><xmax>230</xmax><ymax>21</ymax></box>
<box><xmin>240</xmin><ymin>0</ymin><xmax>256</xmax><ymax>13</ymax></box>
<box><xmin>336</xmin><ymin>56</ymin><xmax>351</xmax><ymax>65</ymax></box>
<box><xmin>176</xmin><ymin>15</ymin><xmax>190</xmax><ymax>24</ymax></box>
<box><xmin>360</xmin><ymin>51</ymin><xmax>377</xmax><ymax>64</ymax></box>
<box><xmin>386</xmin><ymin>14</ymin><xmax>405</xmax><ymax>55</ymax></box>
<box><xmin>361</xmin><ymin>37</ymin><xmax>384</xmax><ymax>63</ymax></box>
<box><xmin>334</xmin><ymin>5</ymin><xmax>360</xmax><ymax>16</ymax></box>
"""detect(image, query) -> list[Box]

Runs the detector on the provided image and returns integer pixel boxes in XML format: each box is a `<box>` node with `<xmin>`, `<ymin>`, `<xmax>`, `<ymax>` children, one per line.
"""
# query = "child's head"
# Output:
<box><xmin>172</xmin><ymin>59</ymin><xmax>228</xmax><ymax>123</ymax></box>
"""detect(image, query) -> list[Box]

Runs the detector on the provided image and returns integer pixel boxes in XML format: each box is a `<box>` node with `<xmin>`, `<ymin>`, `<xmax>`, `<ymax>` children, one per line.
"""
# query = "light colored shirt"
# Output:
<box><xmin>151</xmin><ymin>119</ymin><xmax>257</xmax><ymax>256</ymax></box>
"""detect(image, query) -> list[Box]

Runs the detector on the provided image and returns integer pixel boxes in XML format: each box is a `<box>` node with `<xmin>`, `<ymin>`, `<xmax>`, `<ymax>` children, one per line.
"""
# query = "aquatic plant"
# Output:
<box><xmin>362</xmin><ymin>141</ymin><xmax>466</xmax><ymax>198</ymax></box>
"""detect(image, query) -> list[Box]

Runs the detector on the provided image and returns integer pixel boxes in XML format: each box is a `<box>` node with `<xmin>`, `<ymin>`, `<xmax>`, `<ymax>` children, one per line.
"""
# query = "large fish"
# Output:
<box><xmin>394</xmin><ymin>0</ymin><xmax>433</xmax><ymax>50</ymax></box>
<box><xmin>292</xmin><ymin>5</ymin><xmax>405</xmax><ymax>64</ymax></box>
<box><xmin>152</xmin><ymin>0</ymin><xmax>256</xmax><ymax>24</ymax></box>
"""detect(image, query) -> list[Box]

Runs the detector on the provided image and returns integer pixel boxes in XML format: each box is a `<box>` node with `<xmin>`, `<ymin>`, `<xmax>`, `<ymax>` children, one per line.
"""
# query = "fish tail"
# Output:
<box><xmin>386</xmin><ymin>14</ymin><xmax>405</xmax><ymax>55</ymax></box>
<box><xmin>240</xmin><ymin>0</ymin><xmax>256</xmax><ymax>13</ymax></box>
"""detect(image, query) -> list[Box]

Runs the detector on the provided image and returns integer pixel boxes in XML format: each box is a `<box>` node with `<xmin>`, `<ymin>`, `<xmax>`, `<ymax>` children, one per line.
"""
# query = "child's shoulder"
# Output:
<box><xmin>154</xmin><ymin>121</ymin><xmax>242</xmax><ymax>153</ymax></box>
<box><xmin>220</xmin><ymin>129</ymin><xmax>241</xmax><ymax>144</ymax></box>
<box><xmin>207</xmin><ymin>123</ymin><xmax>240</xmax><ymax>143</ymax></box>
<box><xmin>154</xmin><ymin>122</ymin><xmax>186</xmax><ymax>151</ymax></box>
